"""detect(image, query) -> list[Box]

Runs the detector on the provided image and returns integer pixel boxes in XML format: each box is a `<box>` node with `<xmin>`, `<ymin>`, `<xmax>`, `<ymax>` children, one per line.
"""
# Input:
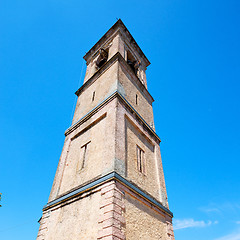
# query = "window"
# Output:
<box><xmin>136</xmin><ymin>145</ymin><xmax>145</xmax><ymax>174</ymax></box>
<box><xmin>136</xmin><ymin>94</ymin><xmax>138</xmax><ymax>105</ymax></box>
<box><xmin>78</xmin><ymin>141</ymin><xmax>90</xmax><ymax>172</ymax></box>
<box><xmin>92</xmin><ymin>91</ymin><xmax>95</xmax><ymax>102</ymax></box>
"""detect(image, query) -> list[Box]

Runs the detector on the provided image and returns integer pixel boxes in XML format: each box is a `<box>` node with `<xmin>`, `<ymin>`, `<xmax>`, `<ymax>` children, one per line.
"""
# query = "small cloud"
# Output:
<box><xmin>173</xmin><ymin>218</ymin><xmax>217</xmax><ymax>230</ymax></box>
<box><xmin>200</xmin><ymin>202</ymin><xmax>240</xmax><ymax>215</ymax></box>
<box><xmin>236</xmin><ymin>221</ymin><xmax>240</xmax><ymax>225</ymax></box>
<box><xmin>215</xmin><ymin>229</ymin><xmax>240</xmax><ymax>240</ymax></box>
<box><xmin>201</xmin><ymin>207</ymin><xmax>221</xmax><ymax>213</ymax></box>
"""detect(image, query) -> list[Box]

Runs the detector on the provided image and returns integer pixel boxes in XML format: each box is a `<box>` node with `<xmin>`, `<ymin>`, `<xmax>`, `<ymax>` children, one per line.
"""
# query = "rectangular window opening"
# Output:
<box><xmin>92</xmin><ymin>91</ymin><xmax>95</xmax><ymax>102</ymax></box>
<box><xmin>78</xmin><ymin>141</ymin><xmax>91</xmax><ymax>172</ymax></box>
<box><xmin>137</xmin><ymin>145</ymin><xmax>145</xmax><ymax>174</ymax></box>
<box><xmin>81</xmin><ymin>145</ymin><xmax>87</xmax><ymax>169</ymax></box>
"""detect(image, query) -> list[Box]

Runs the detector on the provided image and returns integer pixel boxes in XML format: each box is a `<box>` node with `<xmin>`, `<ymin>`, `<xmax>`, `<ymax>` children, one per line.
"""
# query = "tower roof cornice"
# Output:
<box><xmin>83</xmin><ymin>19</ymin><xmax>150</xmax><ymax>67</ymax></box>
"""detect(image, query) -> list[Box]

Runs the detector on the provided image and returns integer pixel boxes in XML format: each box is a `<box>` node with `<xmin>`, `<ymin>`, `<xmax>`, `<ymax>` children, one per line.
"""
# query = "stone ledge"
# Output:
<box><xmin>75</xmin><ymin>52</ymin><xmax>153</xmax><ymax>103</ymax></box>
<box><xmin>65</xmin><ymin>90</ymin><xmax>160</xmax><ymax>144</ymax></box>
<box><xmin>42</xmin><ymin>172</ymin><xmax>173</xmax><ymax>218</ymax></box>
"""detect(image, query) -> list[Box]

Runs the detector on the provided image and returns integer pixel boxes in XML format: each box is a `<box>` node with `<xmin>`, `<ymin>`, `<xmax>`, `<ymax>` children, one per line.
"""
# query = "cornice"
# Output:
<box><xmin>75</xmin><ymin>52</ymin><xmax>119</xmax><ymax>96</ymax></box>
<box><xmin>43</xmin><ymin>171</ymin><xmax>173</xmax><ymax>218</ymax></box>
<box><xmin>75</xmin><ymin>52</ymin><xmax>154</xmax><ymax>104</ymax></box>
<box><xmin>83</xmin><ymin>19</ymin><xmax>150</xmax><ymax>67</ymax></box>
<box><xmin>65</xmin><ymin>90</ymin><xmax>161</xmax><ymax>144</ymax></box>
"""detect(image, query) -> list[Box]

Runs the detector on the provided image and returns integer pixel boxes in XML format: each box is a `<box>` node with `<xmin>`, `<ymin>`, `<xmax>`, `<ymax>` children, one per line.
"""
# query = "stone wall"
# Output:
<box><xmin>37</xmin><ymin>190</ymin><xmax>101</xmax><ymax>240</ymax></box>
<box><xmin>49</xmin><ymin>99</ymin><xmax>118</xmax><ymax>201</ymax></box>
<box><xmin>38</xmin><ymin>177</ymin><xmax>174</xmax><ymax>240</ymax></box>
<box><xmin>38</xmin><ymin>19</ymin><xmax>175</xmax><ymax>240</ymax></box>
<box><xmin>118</xmin><ymin>62</ymin><xmax>154</xmax><ymax>126</ymax></box>
<box><xmin>72</xmin><ymin>60</ymin><xmax>118</xmax><ymax>125</ymax></box>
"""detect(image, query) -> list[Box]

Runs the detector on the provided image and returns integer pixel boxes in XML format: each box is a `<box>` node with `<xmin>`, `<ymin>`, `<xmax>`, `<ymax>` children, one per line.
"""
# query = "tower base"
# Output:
<box><xmin>37</xmin><ymin>173</ymin><xmax>174</xmax><ymax>240</ymax></box>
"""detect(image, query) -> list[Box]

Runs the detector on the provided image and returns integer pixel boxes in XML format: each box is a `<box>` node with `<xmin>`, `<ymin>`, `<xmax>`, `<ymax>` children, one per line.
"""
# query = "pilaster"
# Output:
<box><xmin>98</xmin><ymin>181</ymin><xmax>126</xmax><ymax>240</ymax></box>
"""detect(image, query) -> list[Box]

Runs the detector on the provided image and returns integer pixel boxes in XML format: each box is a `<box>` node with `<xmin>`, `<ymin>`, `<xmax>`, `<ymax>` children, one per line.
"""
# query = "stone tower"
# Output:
<box><xmin>37</xmin><ymin>20</ymin><xmax>175</xmax><ymax>240</ymax></box>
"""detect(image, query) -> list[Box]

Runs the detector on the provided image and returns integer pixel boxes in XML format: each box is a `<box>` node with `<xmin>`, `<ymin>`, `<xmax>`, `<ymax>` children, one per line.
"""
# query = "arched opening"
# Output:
<box><xmin>127</xmin><ymin>51</ymin><xmax>140</xmax><ymax>75</ymax></box>
<box><xmin>96</xmin><ymin>48</ymin><xmax>108</xmax><ymax>69</ymax></box>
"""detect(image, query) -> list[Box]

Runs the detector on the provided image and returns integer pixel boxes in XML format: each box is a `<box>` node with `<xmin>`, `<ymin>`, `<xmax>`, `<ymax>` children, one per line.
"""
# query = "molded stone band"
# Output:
<box><xmin>43</xmin><ymin>172</ymin><xmax>173</xmax><ymax>218</ymax></box>
<box><xmin>75</xmin><ymin>52</ymin><xmax>154</xmax><ymax>104</ymax></box>
<box><xmin>65</xmin><ymin>90</ymin><xmax>161</xmax><ymax>143</ymax></box>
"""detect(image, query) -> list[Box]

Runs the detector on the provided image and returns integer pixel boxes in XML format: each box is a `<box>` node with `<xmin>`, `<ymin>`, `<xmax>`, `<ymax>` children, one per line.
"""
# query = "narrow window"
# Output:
<box><xmin>137</xmin><ymin>145</ymin><xmax>145</xmax><ymax>174</ymax></box>
<box><xmin>78</xmin><ymin>141</ymin><xmax>90</xmax><ymax>171</ymax></box>
<box><xmin>136</xmin><ymin>94</ymin><xmax>138</xmax><ymax>105</ymax></box>
<box><xmin>81</xmin><ymin>144</ymin><xmax>87</xmax><ymax>169</ymax></box>
<box><xmin>92</xmin><ymin>91</ymin><xmax>95</xmax><ymax>102</ymax></box>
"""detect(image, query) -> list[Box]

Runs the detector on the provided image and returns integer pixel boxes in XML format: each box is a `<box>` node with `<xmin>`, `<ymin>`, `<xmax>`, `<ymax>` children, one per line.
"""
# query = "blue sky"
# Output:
<box><xmin>0</xmin><ymin>0</ymin><xmax>239</xmax><ymax>239</ymax></box>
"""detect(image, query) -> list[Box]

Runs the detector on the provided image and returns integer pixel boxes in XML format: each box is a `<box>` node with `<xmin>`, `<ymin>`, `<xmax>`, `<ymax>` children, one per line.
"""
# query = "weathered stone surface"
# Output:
<box><xmin>37</xmin><ymin>19</ymin><xmax>174</xmax><ymax>240</ymax></box>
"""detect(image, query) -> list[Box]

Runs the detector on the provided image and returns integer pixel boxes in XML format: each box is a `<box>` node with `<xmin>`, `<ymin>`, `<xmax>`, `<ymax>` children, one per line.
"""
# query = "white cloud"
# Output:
<box><xmin>236</xmin><ymin>221</ymin><xmax>240</xmax><ymax>225</ymax></box>
<box><xmin>200</xmin><ymin>207</ymin><xmax>221</xmax><ymax>213</ymax></box>
<box><xmin>215</xmin><ymin>229</ymin><xmax>240</xmax><ymax>240</ymax></box>
<box><xmin>200</xmin><ymin>202</ymin><xmax>240</xmax><ymax>215</ymax></box>
<box><xmin>173</xmin><ymin>218</ymin><xmax>217</xmax><ymax>230</ymax></box>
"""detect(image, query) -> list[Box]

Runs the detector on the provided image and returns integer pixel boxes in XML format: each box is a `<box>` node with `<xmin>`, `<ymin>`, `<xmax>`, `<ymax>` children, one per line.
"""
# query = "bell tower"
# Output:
<box><xmin>37</xmin><ymin>19</ymin><xmax>175</xmax><ymax>240</ymax></box>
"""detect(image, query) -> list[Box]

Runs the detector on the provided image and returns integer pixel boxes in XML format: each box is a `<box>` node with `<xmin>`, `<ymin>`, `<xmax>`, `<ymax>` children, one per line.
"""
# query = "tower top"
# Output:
<box><xmin>83</xmin><ymin>19</ymin><xmax>150</xmax><ymax>67</ymax></box>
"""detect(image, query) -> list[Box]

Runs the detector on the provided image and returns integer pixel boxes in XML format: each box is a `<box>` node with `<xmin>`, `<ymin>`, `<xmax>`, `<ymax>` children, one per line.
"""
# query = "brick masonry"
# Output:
<box><xmin>37</xmin><ymin>211</ymin><xmax>50</xmax><ymax>240</ymax></box>
<box><xmin>98</xmin><ymin>181</ymin><xmax>126</xmax><ymax>240</ymax></box>
<box><xmin>37</xmin><ymin>19</ymin><xmax>175</xmax><ymax>240</ymax></box>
